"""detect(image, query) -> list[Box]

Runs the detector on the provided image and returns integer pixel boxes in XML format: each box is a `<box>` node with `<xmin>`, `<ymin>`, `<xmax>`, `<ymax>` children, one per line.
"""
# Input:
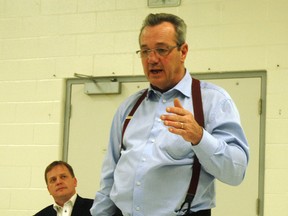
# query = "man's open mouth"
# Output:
<box><xmin>150</xmin><ymin>69</ymin><xmax>163</xmax><ymax>74</ymax></box>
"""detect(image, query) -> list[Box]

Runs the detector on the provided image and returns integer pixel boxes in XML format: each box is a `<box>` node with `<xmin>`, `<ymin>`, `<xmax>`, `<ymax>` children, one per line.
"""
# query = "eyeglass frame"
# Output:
<box><xmin>135</xmin><ymin>44</ymin><xmax>182</xmax><ymax>58</ymax></box>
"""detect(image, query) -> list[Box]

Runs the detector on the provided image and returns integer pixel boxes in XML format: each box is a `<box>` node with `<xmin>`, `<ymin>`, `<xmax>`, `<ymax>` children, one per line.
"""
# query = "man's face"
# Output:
<box><xmin>46</xmin><ymin>165</ymin><xmax>77</xmax><ymax>205</ymax></box>
<box><xmin>139</xmin><ymin>21</ymin><xmax>188</xmax><ymax>92</ymax></box>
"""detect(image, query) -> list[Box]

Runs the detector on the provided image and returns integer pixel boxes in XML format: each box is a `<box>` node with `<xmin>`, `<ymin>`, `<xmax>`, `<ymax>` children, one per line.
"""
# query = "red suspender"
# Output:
<box><xmin>121</xmin><ymin>89</ymin><xmax>148</xmax><ymax>150</ymax></box>
<box><xmin>120</xmin><ymin>78</ymin><xmax>204</xmax><ymax>213</ymax></box>
<box><xmin>180</xmin><ymin>78</ymin><xmax>204</xmax><ymax>215</ymax></box>
<box><xmin>192</xmin><ymin>78</ymin><xmax>204</xmax><ymax>127</ymax></box>
<box><xmin>188</xmin><ymin>78</ymin><xmax>204</xmax><ymax>195</ymax></box>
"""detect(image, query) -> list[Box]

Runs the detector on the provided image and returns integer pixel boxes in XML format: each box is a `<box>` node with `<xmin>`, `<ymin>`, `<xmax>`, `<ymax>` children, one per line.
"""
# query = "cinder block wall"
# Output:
<box><xmin>0</xmin><ymin>0</ymin><xmax>287</xmax><ymax>215</ymax></box>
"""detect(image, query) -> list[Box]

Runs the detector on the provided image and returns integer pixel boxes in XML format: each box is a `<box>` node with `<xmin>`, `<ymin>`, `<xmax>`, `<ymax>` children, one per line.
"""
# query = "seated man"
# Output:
<box><xmin>34</xmin><ymin>160</ymin><xmax>93</xmax><ymax>216</ymax></box>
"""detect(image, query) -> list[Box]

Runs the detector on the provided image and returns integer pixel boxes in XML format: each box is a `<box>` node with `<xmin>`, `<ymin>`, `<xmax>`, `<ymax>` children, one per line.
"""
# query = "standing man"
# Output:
<box><xmin>34</xmin><ymin>160</ymin><xmax>93</xmax><ymax>216</ymax></box>
<box><xmin>90</xmin><ymin>13</ymin><xmax>249</xmax><ymax>216</ymax></box>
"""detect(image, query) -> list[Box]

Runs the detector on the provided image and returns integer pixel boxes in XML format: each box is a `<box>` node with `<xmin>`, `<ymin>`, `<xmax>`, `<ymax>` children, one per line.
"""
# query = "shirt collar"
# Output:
<box><xmin>147</xmin><ymin>69</ymin><xmax>192</xmax><ymax>99</ymax></box>
<box><xmin>53</xmin><ymin>193</ymin><xmax>77</xmax><ymax>211</ymax></box>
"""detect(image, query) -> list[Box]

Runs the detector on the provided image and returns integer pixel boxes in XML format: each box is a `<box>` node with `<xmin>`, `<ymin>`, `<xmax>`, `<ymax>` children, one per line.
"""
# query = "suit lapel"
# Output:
<box><xmin>71</xmin><ymin>195</ymin><xmax>82</xmax><ymax>216</ymax></box>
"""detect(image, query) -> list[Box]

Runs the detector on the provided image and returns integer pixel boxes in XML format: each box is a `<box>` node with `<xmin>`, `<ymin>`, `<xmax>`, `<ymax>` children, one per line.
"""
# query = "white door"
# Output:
<box><xmin>66</xmin><ymin>76</ymin><xmax>262</xmax><ymax>215</ymax></box>
<box><xmin>208</xmin><ymin>78</ymin><xmax>261</xmax><ymax>216</ymax></box>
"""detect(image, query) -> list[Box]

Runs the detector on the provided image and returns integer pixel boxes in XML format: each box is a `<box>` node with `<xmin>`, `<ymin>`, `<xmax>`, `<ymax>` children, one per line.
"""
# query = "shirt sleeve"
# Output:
<box><xmin>192</xmin><ymin>88</ymin><xmax>249</xmax><ymax>186</ymax></box>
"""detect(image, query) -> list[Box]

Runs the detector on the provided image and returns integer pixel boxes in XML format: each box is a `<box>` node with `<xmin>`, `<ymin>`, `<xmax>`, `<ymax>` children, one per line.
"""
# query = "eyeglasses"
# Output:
<box><xmin>136</xmin><ymin>45</ymin><xmax>179</xmax><ymax>58</ymax></box>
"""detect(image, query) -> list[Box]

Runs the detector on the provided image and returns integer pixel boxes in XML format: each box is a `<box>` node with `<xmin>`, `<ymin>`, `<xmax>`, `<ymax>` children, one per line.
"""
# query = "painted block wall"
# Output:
<box><xmin>0</xmin><ymin>0</ymin><xmax>287</xmax><ymax>215</ymax></box>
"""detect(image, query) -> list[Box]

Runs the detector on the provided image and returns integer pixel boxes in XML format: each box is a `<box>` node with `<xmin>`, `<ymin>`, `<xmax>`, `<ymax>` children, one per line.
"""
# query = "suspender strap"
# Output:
<box><xmin>188</xmin><ymin>78</ymin><xmax>204</xmax><ymax>195</ymax></box>
<box><xmin>192</xmin><ymin>78</ymin><xmax>204</xmax><ymax>127</ymax></box>
<box><xmin>178</xmin><ymin>78</ymin><xmax>204</xmax><ymax>215</ymax></box>
<box><xmin>121</xmin><ymin>89</ymin><xmax>148</xmax><ymax>150</ymax></box>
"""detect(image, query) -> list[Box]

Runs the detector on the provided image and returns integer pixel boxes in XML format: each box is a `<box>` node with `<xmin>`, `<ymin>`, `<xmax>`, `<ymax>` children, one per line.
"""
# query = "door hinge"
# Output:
<box><xmin>256</xmin><ymin>198</ymin><xmax>260</xmax><ymax>215</ymax></box>
<box><xmin>258</xmin><ymin>99</ymin><xmax>262</xmax><ymax>115</ymax></box>
<box><xmin>69</xmin><ymin>104</ymin><xmax>72</xmax><ymax>119</ymax></box>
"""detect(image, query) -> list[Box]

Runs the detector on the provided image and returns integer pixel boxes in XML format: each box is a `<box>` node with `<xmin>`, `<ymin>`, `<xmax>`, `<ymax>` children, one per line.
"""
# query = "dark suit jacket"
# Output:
<box><xmin>34</xmin><ymin>195</ymin><xmax>94</xmax><ymax>216</ymax></box>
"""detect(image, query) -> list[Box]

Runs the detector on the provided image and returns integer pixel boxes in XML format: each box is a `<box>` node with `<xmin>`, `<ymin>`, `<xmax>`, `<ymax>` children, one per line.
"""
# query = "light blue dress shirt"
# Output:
<box><xmin>90</xmin><ymin>70</ymin><xmax>249</xmax><ymax>216</ymax></box>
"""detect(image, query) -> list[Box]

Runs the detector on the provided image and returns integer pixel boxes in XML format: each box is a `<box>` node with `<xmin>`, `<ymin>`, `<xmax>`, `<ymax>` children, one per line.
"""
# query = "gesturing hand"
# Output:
<box><xmin>160</xmin><ymin>98</ymin><xmax>203</xmax><ymax>145</ymax></box>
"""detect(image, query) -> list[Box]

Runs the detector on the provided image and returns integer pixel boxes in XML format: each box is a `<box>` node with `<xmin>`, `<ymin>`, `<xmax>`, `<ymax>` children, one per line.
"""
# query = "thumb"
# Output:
<box><xmin>174</xmin><ymin>98</ymin><xmax>183</xmax><ymax>108</ymax></box>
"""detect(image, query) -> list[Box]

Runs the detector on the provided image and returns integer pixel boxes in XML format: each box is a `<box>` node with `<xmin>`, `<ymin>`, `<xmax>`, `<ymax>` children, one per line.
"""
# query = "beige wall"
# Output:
<box><xmin>0</xmin><ymin>0</ymin><xmax>287</xmax><ymax>215</ymax></box>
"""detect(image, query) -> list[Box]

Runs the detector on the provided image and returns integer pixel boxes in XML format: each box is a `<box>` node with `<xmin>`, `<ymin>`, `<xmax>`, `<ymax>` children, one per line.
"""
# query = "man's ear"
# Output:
<box><xmin>74</xmin><ymin>177</ymin><xmax>78</xmax><ymax>187</ymax></box>
<box><xmin>47</xmin><ymin>186</ymin><xmax>52</xmax><ymax>195</ymax></box>
<box><xmin>180</xmin><ymin>43</ymin><xmax>188</xmax><ymax>62</ymax></box>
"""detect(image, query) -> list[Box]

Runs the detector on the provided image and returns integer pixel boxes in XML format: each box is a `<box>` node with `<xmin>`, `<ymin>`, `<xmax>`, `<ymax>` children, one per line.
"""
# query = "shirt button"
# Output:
<box><xmin>136</xmin><ymin>181</ymin><xmax>141</xmax><ymax>186</ymax></box>
<box><xmin>136</xmin><ymin>207</ymin><xmax>140</xmax><ymax>211</ymax></box>
<box><xmin>163</xmin><ymin>99</ymin><xmax>166</xmax><ymax>103</ymax></box>
<box><xmin>142</xmin><ymin>158</ymin><xmax>146</xmax><ymax>162</ymax></box>
<box><xmin>151</xmin><ymin>139</ymin><xmax>155</xmax><ymax>143</ymax></box>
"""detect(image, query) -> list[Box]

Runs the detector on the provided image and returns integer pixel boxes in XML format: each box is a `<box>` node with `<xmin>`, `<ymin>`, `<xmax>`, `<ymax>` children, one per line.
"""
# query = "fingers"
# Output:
<box><xmin>161</xmin><ymin>98</ymin><xmax>187</xmax><ymax>123</ymax></box>
<box><xmin>163</xmin><ymin>120</ymin><xmax>184</xmax><ymax>129</ymax></box>
<box><xmin>166</xmin><ymin>98</ymin><xmax>185</xmax><ymax>116</ymax></box>
<box><xmin>160</xmin><ymin>98</ymin><xmax>191</xmax><ymax>131</ymax></box>
<box><xmin>160</xmin><ymin>98</ymin><xmax>202</xmax><ymax>143</ymax></box>
<box><xmin>163</xmin><ymin>121</ymin><xmax>186</xmax><ymax>139</ymax></box>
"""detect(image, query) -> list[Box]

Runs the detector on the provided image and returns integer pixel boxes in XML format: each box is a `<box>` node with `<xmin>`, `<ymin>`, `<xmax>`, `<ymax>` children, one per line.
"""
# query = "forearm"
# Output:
<box><xmin>90</xmin><ymin>155</ymin><xmax>117</xmax><ymax>215</ymax></box>
<box><xmin>90</xmin><ymin>191</ymin><xmax>117</xmax><ymax>216</ymax></box>
<box><xmin>193</xmin><ymin>129</ymin><xmax>249</xmax><ymax>186</ymax></box>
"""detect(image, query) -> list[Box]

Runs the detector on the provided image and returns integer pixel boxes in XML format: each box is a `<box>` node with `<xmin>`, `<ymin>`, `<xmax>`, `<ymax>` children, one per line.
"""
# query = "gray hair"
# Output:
<box><xmin>139</xmin><ymin>13</ymin><xmax>187</xmax><ymax>46</ymax></box>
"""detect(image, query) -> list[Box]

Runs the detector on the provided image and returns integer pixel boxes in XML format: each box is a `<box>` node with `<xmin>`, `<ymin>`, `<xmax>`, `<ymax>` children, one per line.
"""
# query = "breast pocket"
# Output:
<box><xmin>159</xmin><ymin>133</ymin><xmax>193</xmax><ymax>160</ymax></box>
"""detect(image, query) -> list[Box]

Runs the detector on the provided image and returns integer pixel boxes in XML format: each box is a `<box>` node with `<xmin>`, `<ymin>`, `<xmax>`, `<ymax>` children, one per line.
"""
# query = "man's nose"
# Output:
<box><xmin>55</xmin><ymin>178</ymin><xmax>63</xmax><ymax>184</ymax></box>
<box><xmin>147</xmin><ymin>50</ymin><xmax>159</xmax><ymax>63</ymax></box>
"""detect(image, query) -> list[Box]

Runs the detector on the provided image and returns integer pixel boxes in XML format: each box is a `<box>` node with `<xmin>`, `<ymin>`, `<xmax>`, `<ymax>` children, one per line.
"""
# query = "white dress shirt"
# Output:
<box><xmin>53</xmin><ymin>193</ymin><xmax>77</xmax><ymax>216</ymax></box>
